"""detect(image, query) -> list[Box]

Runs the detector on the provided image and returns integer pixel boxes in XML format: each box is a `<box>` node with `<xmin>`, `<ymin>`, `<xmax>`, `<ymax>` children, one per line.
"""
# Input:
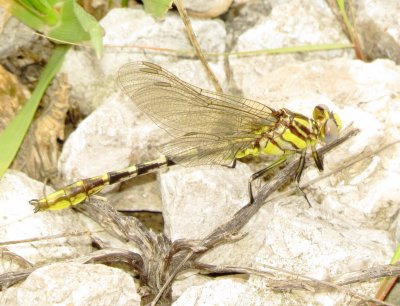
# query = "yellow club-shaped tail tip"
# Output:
<box><xmin>29</xmin><ymin>197</ymin><xmax>78</xmax><ymax>212</ymax></box>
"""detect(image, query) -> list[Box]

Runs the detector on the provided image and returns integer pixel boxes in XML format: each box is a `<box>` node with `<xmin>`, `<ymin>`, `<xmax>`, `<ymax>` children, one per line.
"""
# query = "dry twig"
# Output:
<box><xmin>174</xmin><ymin>0</ymin><xmax>223</xmax><ymax>93</ymax></box>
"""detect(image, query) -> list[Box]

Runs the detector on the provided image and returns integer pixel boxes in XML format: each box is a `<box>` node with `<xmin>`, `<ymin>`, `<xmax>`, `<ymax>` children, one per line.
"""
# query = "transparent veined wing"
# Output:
<box><xmin>117</xmin><ymin>61</ymin><xmax>278</xmax><ymax>165</ymax></box>
<box><xmin>161</xmin><ymin>132</ymin><xmax>257</xmax><ymax>166</ymax></box>
<box><xmin>118</xmin><ymin>62</ymin><xmax>278</xmax><ymax>137</ymax></box>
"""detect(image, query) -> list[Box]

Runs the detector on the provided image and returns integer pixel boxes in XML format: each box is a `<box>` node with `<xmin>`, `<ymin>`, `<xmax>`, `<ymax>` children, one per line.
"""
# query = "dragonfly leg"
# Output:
<box><xmin>248</xmin><ymin>156</ymin><xmax>287</xmax><ymax>203</ymax></box>
<box><xmin>295</xmin><ymin>151</ymin><xmax>312</xmax><ymax>207</ymax></box>
<box><xmin>312</xmin><ymin>147</ymin><xmax>324</xmax><ymax>171</ymax></box>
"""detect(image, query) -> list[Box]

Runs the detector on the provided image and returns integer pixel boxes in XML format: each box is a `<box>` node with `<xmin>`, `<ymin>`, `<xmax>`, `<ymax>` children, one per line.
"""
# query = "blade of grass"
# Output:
<box><xmin>226</xmin><ymin>43</ymin><xmax>353</xmax><ymax>57</ymax></box>
<box><xmin>0</xmin><ymin>44</ymin><xmax>69</xmax><ymax>179</ymax></box>
<box><xmin>103</xmin><ymin>42</ymin><xmax>352</xmax><ymax>58</ymax></box>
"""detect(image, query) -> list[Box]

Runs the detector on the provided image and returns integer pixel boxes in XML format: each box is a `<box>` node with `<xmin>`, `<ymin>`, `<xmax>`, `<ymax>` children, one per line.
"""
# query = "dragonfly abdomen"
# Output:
<box><xmin>30</xmin><ymin>156</ymin><xmax>172</xmax><ymax>212</ymax></box>
<box><xmin>30</xmin><ymin>174</ymin><xmax>109</xmax><ymax>212</ymax></box>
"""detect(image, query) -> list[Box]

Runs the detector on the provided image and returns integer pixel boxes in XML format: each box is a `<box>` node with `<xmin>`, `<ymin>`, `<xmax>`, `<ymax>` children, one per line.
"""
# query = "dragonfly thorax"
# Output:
<box><xmin>235</xmin><ymin>105</ymin><xmax>342</xmax><ymax>162</ymax></box>
<box><xmin>235</xmin><ymin>109</ymin><xmax>315</xmax><ymax>159</ymax></box>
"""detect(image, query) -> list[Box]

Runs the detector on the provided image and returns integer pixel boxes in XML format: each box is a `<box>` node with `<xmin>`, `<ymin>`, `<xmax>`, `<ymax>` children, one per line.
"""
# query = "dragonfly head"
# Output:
<box><xmin>312</xmin><ymin>104</ymin><xmax>342</xmax><ymax>144</ymax></box>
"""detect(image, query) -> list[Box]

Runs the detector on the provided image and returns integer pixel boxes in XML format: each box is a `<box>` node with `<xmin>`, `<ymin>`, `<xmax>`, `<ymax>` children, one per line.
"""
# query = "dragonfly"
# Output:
<box><xmin>30</xmin><ymin>61</ymin><xmax>342</xmax><ymax>212</ymax></box>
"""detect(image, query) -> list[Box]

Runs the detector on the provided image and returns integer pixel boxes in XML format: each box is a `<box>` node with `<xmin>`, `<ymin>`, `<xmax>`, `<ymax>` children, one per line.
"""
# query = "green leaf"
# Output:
<box><xmin>13</xmin><ymin>0</ymin><xmax>59</xmax><ymax>26</ymax></box>
<box><xmin>9</xmin><ymin>1</ymin><xmax>50</xmax><ymax>29</ymax></box>
<box><xmin>73</xmin><ymin>1</ymin><xmax>104</xmax><ymax>58</ymax></box>
<box><xmin>0</xmin><ymin>45</ymin><xmax>69</xmax><ymax>179</ymax></box>
<box><xmin>48</xmin><ymin>0</ymin><xmax>91</xmax><ymax>43</ymax></box>
<box><xmin>142</xmin><ymin>0</ymin><xmax>173</xmax><ymax>18</ymax></box>
<box><xmin>8</xmin><ymin>0</ymin><xmax>103</xmax><ymax>56</ymax></box>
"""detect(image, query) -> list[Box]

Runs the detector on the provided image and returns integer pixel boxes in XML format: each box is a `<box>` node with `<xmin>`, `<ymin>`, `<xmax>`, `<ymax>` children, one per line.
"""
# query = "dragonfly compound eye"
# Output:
<box><xmin>313</xmin><ymin>105</ymin><xmax>342</xmax><ymax>144</ymax></box>
<box><xmin>323</xmin><ymin>112</ymin><xmax>342</xmax><ymax>144</ymax></box>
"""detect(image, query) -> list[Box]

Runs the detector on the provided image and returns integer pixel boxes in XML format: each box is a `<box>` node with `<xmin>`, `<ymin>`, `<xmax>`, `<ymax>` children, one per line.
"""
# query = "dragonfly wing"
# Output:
<box><xmin>117</xmin><ymin>62</ymin><xmax>278</xmax><ymax>138</ymax></box>
<box><xmin>160</xmin><ymin>132</ymin><xmax>255</xmax><ymax>166</ymax></box>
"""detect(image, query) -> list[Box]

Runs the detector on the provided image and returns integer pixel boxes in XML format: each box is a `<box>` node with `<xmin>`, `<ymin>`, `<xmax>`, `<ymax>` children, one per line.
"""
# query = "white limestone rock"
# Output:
<box><xmin>57</xmin><ymin>93</ymin><xmax>169</xmax><ymax>211</ymax></box>
<box><xmin>0</xmin><ymin>8</ymin><xmax>36</xmax><ymax>58</ymax></box>
<box><xmin>185</xmin><ymin>0</ymin><xmax>233</xmax><ymax>18</ymax></box>
<box><xmin>353</xmin><ymin>0</ymin><xmax>400</xmax><ymax>63</ymax></box>
<box><xmin>0</xmin><ymin>170</ymin><xmax>92</xmax><ymax>267</ymax></box>
<box><xmin>13</xmin><ymin>263</ymin><xmax>140</xmax><ymax>305</ymax></box>
<box><xmin>61</xmin><ymin>8</ymin><xmax>227</xmax><ymax>115</ymax></box>
<box><xmin>229</xmin><ymin>0</ymin><xmax>353</xmax><ymax>96</ymax></box>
